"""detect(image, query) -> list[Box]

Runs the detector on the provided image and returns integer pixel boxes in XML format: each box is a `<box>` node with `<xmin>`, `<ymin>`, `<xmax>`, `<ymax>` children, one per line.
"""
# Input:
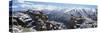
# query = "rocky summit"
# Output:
<box><xmin>9</xmin><ymin>9</ymin><xmax>97</xmax><ymax>33</ymax></box>
<box><xmin>9</xmin><ymin>10</ymin><xmax>66</xmax><ymax>32</ymax></box>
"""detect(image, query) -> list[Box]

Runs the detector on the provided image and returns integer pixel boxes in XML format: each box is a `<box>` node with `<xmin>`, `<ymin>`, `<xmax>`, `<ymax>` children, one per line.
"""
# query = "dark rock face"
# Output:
<box><xmin>9</xmin><ymin>10</ymin><xmax>66</xmax><ymax>32</ymax></box>
<box><xmin>9</xmin><ymin>8</ymin><xmax>97</xmax><ymax>32</ymax></box>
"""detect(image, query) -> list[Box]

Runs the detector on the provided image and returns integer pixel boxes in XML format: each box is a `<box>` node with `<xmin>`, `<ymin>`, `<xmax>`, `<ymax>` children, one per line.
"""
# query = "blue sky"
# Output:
<box><xmin>26</xmin><ymin>1</ymin><xmax>97</xmax><ymax>8</ymax></box>
<box><xmin>10</xmin><ymin>0</ymin><xmax>97</xmax><ymax>11</ymax></box>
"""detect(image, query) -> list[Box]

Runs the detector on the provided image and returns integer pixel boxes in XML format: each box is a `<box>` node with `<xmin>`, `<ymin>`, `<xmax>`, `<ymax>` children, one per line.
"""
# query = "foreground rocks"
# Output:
<box><xmin>9</xmin><ymin>10</ymin><xmax>97</xmax><ymax>33</ymax></box>
<box><xmin>9</xmin><ymin>10</ymin><xmax>66</xmax><ymax>33</ymax></box>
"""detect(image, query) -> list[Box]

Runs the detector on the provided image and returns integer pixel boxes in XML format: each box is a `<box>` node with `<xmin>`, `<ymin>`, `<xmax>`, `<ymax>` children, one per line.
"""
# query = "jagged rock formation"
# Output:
<box><xmin>9</xmin><ymin>8</ymin><xmax>97</xmax><ymax>33</ymax></box>
<box><xmin>9</xmin><ymin>10</ymin><xmax>66</xmax><ymax>33</ymax></box>
<box><xmin>44</xmin><ymin>8</ymin><xmax>97</xmax><ymax>29</ymax></box>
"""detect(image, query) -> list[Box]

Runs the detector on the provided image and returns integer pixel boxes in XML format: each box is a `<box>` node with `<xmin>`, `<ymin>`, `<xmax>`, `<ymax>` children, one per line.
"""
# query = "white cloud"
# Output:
<box><xmin>25</xmin><ymin>0</ymin><xmax>96</xmax><ymax>5</ymax></box>
<box><xmin>12</xmin><ymin>5</ymin><xmax>18</xmax><ymax>8</ymax></box>
<box><xmin>17</xmin><ymin>0</ymin><xmax>25</xmax><ymax>3</ymax></box>
<box><xmin>45</xmin><ymin>6</ymin><xmax>57</xmax><ymax>10</ymax></box>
